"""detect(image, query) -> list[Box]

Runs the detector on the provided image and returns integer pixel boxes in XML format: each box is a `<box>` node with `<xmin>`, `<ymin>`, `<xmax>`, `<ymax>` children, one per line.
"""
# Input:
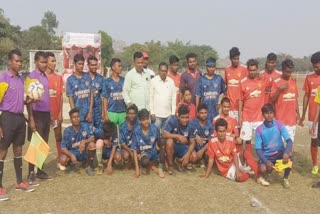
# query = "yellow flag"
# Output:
<box><xmin>0</xmin><ymin>82</ymin><xmax>9</xmax><ymax>103</ymax></box>
<box><xmin>24</xmin><ymin>132</ymin><xmax>50</xmax><ymax>169</ymax></box>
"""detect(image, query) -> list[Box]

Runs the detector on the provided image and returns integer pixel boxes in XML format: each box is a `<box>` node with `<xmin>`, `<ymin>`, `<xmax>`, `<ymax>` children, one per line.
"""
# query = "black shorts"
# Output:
<box><xmin>27</xmin><ymin>111</ymin><xmax>50</xmax><ymax>142</ymax></box>
<box><xmin>0</xmin><ymin>111</ymin><xmax>26</xmax><ymax>150</ymax></box>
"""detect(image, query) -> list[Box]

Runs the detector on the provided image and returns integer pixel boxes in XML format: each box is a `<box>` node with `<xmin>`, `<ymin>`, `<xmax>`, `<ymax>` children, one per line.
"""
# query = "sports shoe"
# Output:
<box><xmin>15</xmin><ymin>181</ymin><xmax>35</xmax><ymax>192</ymax></box>
<box><xmin>186</xmin><ymin>164</ymin><xmax>193</xmax><ymax>170</ymax></box>
<box><xmin>257</xmin><ymin>177</ymin><xmax>270</xmax><ymax>186</ymax></box>
<box><xmin>57</xmin><ymin>163</ymin><xmax>66</xmax><ymax>171</ymax></box>
<box><xmin>0</xmin><ymin>188</ymin><xmax>9</xmax><ymax>201</ymax></box>
<box><xmin>36</xmin><ymin>171</ymin><xmax>53</xmax><ymax>180</ymax></box>
<box><xmin>28</xmin><ymin>172</ymin><xmax>40</xmax><ymax>187</ymax></box>
<box><xmin>87</xmin><ymin>166</ymin><xmax>94</xmax><ymax>176</ymax></box>
<box><xmin>282</xmin><ymin>178</ymin><xmax>290</xmax><ymax>189</ymax></box>
<box><xmin>97</xmin><ymin>166</ymin><xmax>104</xmax><ymax>175</ymax></box>
<box><xmin>158</xmin><ymin>167</ymin><xmax>165</xmax><ymax>178</ymax></box>
<box><xmin>311</xmin><ymin>166</ymin><xmax>319</xmax><ymax>175</ymax></box>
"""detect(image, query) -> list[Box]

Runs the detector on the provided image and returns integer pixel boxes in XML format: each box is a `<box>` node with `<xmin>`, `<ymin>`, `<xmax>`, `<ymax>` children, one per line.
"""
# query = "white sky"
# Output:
<box><xmin>2</xmin><ymin>0</ymin><xmax>320</xmax><ymax>61</ymax></box>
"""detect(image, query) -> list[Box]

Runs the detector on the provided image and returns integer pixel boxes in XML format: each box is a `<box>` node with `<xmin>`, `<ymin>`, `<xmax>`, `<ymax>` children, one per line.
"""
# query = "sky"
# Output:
<box><xmin>1</xmin><ymin>0</ymin><xmax>320</xmax><ymax>61</ymax></box>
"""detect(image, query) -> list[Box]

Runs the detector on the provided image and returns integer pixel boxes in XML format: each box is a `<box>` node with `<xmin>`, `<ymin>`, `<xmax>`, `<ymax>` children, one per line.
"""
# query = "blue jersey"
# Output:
<box><xmin>61</xmin><ymin>123</ymin><xmax>93</xmax><ymax>150</ymax></box>
<box><xmin>120</xmin><ymin>119</ymin><xmax>138</xmax><ymax>146</ymax></box>
<box><xmin>131</xmin><ymin>124</ymin><xmax>159</xmax><ymax>154</ymax></box>
<box><xmin>190</xmin><ymin>119</ymin><xmax>214</xmax><ymax>142</ymax></box>
<box><xmin>255</xmin><ymin>120</ymin><xmax>291</xmax><ymax>157</ymax></box>
<box><xmin>91</xmin><ymin>73</ymin><xmax>104</xmax><ymax>109</ymax></box>
<box><xmin>66</xmin><ymin>72</ymin><xmax>92</xmax><ymax>122</ymax></box>
<box><xmin>102</xmin><ymin>76</ymin><xmax>126</xmax><ymax>113</ymax></box>
<box><xmin>94</xmin><ymin>127</ymin><xmax>118</xmax><ymax>150</ymax></box>
<box><xmin>163</xmin><ymin>116</ymin><xmax>196</xmax><ymax>143</ymax></box>
<box><xmin>196</xmin><ymin>74</ymin><xmax>226</xmax><ymax>121</ymax></box>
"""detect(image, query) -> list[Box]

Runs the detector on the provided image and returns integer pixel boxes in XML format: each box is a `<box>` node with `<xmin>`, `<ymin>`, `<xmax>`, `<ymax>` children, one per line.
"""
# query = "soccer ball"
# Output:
<box><xmin>27</xmin><ymin>82</ymin><xmax>44</xmax><ymax>100</ymax></box>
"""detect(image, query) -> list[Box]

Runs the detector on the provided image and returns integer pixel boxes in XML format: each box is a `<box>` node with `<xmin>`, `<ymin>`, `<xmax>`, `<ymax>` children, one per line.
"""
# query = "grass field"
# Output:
<box><xmin>1</xmin><ymin>75</ymin><xmax>320</xmax><ymax>214</ymax></box>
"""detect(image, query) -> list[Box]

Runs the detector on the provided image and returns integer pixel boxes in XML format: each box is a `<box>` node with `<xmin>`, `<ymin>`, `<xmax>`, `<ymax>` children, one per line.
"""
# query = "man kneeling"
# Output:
<box><xmin>60</xmin><ymin>108</ymin><xmax>96</xmax><ymax>176</ymax></box>
<box><xmin>95</xmin><ymin>121</ymin><xmax>123</xmax><ymax>175</ymax></box>
<box><xmin>131</xmin><ymin>109</ymin><xmax>165</xmax><ymax>178</ymax></box>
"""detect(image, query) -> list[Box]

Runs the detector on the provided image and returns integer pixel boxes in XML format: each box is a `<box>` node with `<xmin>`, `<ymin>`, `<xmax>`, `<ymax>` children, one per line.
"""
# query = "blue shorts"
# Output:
<box><xmin>195</xmin><ymin>142</ymin><xmax>207</xmax><ymax>152</ymax></box>
<box><xmin>69</xmin><ymin>149</ymin><xmax>87</xmax><ymax>161</ymax></box>
<box><xmin>103</xmin><ymin>147</ymin><xmax>112</xmax><ymax>159</ymax></box>
<box><xmin>139</xmin><ymin>148</ymin><xmax>159</xmax><ymax>161</ymax></box>
<box><xmin>259</xmin><ymin>151</ymin><xmax>294</xmax><ymax>165</ymax></box>
<box><xmin>174</xmin><ymin>143</ymin><xmax>189</xmax><ymax>158</ymax></box>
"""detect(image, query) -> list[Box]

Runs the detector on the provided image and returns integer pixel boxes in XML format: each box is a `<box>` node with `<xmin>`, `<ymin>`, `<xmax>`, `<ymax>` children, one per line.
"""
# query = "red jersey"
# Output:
<box><xmin>271</xmin><ymin>77</ymin><xmax>298</xmax><ymax>125</ymax></box>
<box><xmin>177</xmin><ymin>101</ymin><xmax>196</xmax><ymax>120</ymax></box>
<box><xmin>240</xmin><ymin>77</ymin><xmax>267</xmax><ymax>122</ymax></box>
<box><xmin>225</xmin><ymin>65</ymin><xmax>248</xmax><ymax>111</ymax></box>
<box><xmin>207</xmin><ymin>136</ymin><xmax>237</xmax><ymax>177</ymax></box>
<box><xmin>303</xmin><ymin>72</ymin><xmax>320</xmax><ymax>121</ymax></box>
<box><xmin>260</xmin><ymin>69</ymin><xmax>282</xmax><ymax>104</ymax></box>
<box><xmin>167</xmin><ymin>72</ymin><xmax>181</xmax><ymax>105</ymax></box>
<box><xmin>47</xmin><ymin>73</ymin><xmax>65</xmax><ymax>118</ymax></box>
<box><xmin>213</xmin><ymin>114</ymin><xmax>239</xmax><ymax>137</ymax></box>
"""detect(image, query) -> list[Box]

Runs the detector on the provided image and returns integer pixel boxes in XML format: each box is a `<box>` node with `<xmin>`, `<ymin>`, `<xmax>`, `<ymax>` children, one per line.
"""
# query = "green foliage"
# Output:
<box><xmin>118</xmin><ymin>40</ymin><xmax>219</xmax><ymax>70</ymax></box>
<box><xmin>255</xmin><ymin>53</ymin><xmax>313</xmax><ymax>72</ymax></box>
<box><xmin>41</xmin><ymin>11</ymin><xmax>59</xmax><ymax>35</ymax></box>
<box><xmin>0</xmin><ymin>9</ymin><xmax>61</xmax><ymax>68</ymax></box>
<box><xmin>99</xmin><ymin>30</ymin><xmax>114</xmax><ymax>68</ymax></box>
<box><xmin>0</xmin><ymin>10</ymin><xmax>21</xmax><ymax>64</ymax></box>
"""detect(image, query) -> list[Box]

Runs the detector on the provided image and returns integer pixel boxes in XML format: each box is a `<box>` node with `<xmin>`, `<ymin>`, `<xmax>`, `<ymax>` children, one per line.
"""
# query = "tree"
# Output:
<box><xmin>118</xmin><ymin>39</ymin><xmax>219</xmax><ymax>71</ymax></box>
<box><xmin>99</xmin><ymin>31</ymin><xmax>114</xmax><ymax>68</ymax></box>
<box><xmin>255</xmin><ymin>53</ymin><xmax>313</xmax><ymax>73</ymax></box>
<box><xmin>41</xmin><ymin>11</ymin><xmax>59</xmax><ymax>35</ymax></box>
<box><xmin>0</xmin><ymin>9</ymin><xmax>21</xmax><ymax>65</ymax></box>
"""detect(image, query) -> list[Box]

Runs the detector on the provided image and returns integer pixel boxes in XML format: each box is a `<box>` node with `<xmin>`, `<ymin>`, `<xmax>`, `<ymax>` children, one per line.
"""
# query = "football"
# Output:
<box><xmin>27</xmin><ymin>81</ymin><xmax>44</xmax><ymax>100</ymax></box>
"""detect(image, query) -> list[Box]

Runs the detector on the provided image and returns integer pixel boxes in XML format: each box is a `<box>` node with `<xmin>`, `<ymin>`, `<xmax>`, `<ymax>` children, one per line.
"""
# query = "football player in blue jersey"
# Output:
<box><xmin>119</xmin><ymin>104</ymin><xmax>139</xmax><ymax>169</ymax></box>
<box><xmin>95</xmin><ymin>121</ymin><xmax>121</xmax><ymax>175</ymax></box>
<box><xmin>131</xmin><ymin>109</ymin><xmax>165</xmax><ymax>178</ymax></box>
<box><xmin>66</xmin><ymin>54</ymin><xmax>94</xmax><ymax>124</ymax></box>
<box><xmin>60</xmin><ymin>108</ymin><xmax>96</xmax><ymax>176</ymax></box>
<box><xmin>196</xmin><ymin>57</ymin><xmax>226</xmax><ymax>122</ymax></box>
<box><xmin>88</xmin><ymin>55</ymin><xmax>104</xmax><ymax>128</ymax></box>
<box><xmin>102</xmin><ymin>58</ymin><xmax>126</xmax><ymax>125</ymax></box>
<box><xmin>163</xmin><ymin>105</ymin><xmax>197</xmax><ymax>174</ymax></box>
<box><xmin>190</xmin><ymin>103</ymin><xmax>214</xmax><ymax>168</ymax></box>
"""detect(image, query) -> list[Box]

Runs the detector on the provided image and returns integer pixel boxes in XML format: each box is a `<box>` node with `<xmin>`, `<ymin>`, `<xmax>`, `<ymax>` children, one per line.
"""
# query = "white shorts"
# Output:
<box><xmin>308</xmin><ymin>121</ymin><xmax>318</xmax><ymax>139</ymax></box>
<box><xmin>226</xmin><ymin>153</ymin><xmax>252</xmax><ymax>180</ymax></box>
<box><xmin>240</xmin><ymin>121</ymin><xmax>263</xmax><ymax>141</ymax></box>
<box><xmin>284</xmin><ymin>125</ymin><xmax>296</xmax><ymax>142</ymax></box>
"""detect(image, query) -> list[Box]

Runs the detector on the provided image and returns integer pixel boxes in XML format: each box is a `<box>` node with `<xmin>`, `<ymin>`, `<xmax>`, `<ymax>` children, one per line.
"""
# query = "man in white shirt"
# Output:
<box><xmin>143</xmin><ymin>52</ymin><xmax>155</xmax><ymax>78</ymax></box>
<box><xmin>150</xmin><ymin>62</ymin><xmax>176</xmax><ymax>130</ymax></box>
<box><xmin>123</xmin><ymin>52</ymin><xmax>152</xmax><ymax>110</ymax></box>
